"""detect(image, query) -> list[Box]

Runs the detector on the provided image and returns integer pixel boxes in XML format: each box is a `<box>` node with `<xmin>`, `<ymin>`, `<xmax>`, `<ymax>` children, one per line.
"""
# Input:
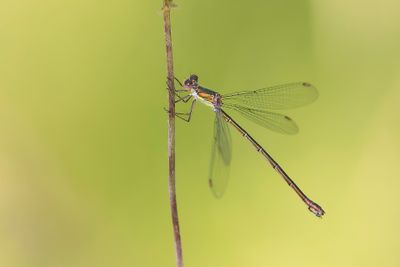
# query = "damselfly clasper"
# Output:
<box><xmin>172</xmin><ymin>74</ymin><xmax>325</xmax><ymax>217</ymax></box>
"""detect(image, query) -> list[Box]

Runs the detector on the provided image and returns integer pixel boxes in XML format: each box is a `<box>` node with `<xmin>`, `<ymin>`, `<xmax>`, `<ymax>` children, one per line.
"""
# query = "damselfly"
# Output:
<box><xmin>172</xmin><ymin>74</ymin><xmax>324</xmax><ymax>217</ymax></box>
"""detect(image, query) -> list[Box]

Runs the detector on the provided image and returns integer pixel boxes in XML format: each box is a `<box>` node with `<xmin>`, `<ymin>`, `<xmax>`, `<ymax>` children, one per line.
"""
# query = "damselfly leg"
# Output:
<box><xmin>165</xmin><ymin>76</ymin><xmax>198</xmax><ymax>122</ymax></box>
<box><xmin>175</xmin><ymin>100</ymin><xmax>196</xmax><ymax>122</ymax></box>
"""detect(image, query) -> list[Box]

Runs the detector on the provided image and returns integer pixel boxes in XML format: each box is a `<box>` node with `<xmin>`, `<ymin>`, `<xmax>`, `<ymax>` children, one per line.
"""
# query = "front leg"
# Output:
<box><xmin>166</xmin><ymin>76</ymin><xmax>184</xmax><ymax>88</ymax></box>
<box><xmin>174</xmin><ymin>77</ymin><xmax>183</xmax><ymax>87</ymax></box>
<box><xmin>165</xmin><ymin>79</ymin><xmax>191</xmax><ymax>103</ymax></box>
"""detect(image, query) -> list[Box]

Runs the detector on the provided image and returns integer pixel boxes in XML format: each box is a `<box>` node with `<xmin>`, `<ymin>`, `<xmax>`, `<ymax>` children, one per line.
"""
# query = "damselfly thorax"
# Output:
<box><xmin>187</xmin><ymin>80</ymin><xmax>223</xmax><ymax>111</ymax></box>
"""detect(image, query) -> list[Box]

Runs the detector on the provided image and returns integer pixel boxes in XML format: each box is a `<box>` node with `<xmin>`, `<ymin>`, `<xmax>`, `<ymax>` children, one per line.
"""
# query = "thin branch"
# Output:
<box><xmin>162</xmin><ymin>1</ymin><xmax>183</xmax><ymax>267</ymax></box>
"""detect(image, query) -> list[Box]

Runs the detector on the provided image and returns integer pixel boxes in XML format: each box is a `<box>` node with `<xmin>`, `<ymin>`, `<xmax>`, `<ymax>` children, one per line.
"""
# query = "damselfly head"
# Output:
<box><xmin>183</xmin><ymin>74</ymin><xmax>199</xmax><ymax>90</ymax></box>
<box><xmin>189</xmin><ymin>74</ymin><xmax>198</xmax><ymax>82</ymax></box>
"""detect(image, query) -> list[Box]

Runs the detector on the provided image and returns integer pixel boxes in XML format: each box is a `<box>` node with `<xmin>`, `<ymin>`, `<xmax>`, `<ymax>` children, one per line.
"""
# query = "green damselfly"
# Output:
<box><xmin>172</xmin><ymin>74</ymin><xmax>324</xmax><ymax>217</ymax></box>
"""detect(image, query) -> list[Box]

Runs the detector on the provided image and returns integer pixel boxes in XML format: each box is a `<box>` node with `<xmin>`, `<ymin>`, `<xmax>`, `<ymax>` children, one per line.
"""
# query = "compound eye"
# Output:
<box><xmin>184</xmin><ymin>79</ymin><xmax>191</xmax><ymax>86</ymax></box>
<box><xmin>190</xmin><ymin>74</ymin><xmax>198</xmax><ymax>82</ymax></box>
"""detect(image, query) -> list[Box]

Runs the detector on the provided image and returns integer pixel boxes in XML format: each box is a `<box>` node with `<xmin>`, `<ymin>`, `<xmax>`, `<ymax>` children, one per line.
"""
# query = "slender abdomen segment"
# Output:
<box><xmin>221</xmin><ymin>109</ymin><xmax>325</xmax><ymax>217</ymax></box>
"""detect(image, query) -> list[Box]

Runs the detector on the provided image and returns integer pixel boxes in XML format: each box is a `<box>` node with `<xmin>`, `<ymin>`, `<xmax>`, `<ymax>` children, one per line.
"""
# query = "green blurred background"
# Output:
<box><xmin>1</xmin><ymin>0</ymin><xmax>400</xmax><ymax>266</ymax></box>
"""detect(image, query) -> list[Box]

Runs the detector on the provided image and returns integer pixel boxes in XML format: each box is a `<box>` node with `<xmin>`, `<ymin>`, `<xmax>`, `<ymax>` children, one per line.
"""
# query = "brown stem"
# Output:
<box><xmin>162</xmin><ymin>1</ymin><xmax>183</xmax><ymax>267</ymax></box>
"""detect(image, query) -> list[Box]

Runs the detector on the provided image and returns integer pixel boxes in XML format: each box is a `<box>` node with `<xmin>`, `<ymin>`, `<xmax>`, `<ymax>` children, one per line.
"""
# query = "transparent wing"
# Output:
<box><xmin>223</xmin><ymin>104</ymin><xmax>299</xmax><ymax>134</ymax></box>
<box><xmin>222</xmin><ymin>82</ymin><xmax>318</xmax><ymax>110</ymax></box>
<box><xmin>208</xmin><ymin>111</ymin><xmax>232</xmax><ymax>198</ymax></box>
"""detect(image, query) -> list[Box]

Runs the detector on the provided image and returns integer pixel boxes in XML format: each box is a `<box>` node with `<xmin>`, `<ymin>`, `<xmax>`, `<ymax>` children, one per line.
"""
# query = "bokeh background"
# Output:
<box><xmin>1</xmin><ymin>0</ymin><xmax>400</xmax><ymax>266</ymax></box>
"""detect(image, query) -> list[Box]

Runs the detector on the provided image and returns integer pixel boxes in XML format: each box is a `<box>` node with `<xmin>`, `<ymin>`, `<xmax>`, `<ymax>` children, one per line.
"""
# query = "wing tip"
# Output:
<box><xmin>209</xmin><ymin>178</ymin><xmax>224</xmax><ymax>198</ymax></box>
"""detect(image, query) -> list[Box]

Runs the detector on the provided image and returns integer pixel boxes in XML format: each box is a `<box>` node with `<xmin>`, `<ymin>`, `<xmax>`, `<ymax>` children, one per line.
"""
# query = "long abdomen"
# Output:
<box><xmin>220</xmin><ymin>109</ymin><xmax>325</xmax><ymax>217</ymax></box>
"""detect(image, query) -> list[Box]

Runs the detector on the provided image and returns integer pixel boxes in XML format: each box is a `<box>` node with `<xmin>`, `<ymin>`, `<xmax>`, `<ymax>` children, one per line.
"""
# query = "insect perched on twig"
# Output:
<box><xmin>172</xmin><ymin>74</ymin><xmax>324</xmax><ymax>217</ymax></box>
